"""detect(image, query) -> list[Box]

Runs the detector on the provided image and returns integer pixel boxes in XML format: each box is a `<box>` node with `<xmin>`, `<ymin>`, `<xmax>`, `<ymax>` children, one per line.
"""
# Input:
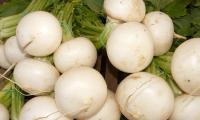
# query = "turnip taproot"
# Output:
<box><xmin>143</xmin><ymin>11</ymin><xmax>174</xmax><ymax>56</ymax></box>
<box><xmin>53</xmin><ymin>37</ymin><xmax>97</xmax><ymax>73</ymax></box>
<box><xmin>104</xmin><ymin>0</ymin><xmax>146</xmax><ymax>22</ymax></box>
<box><xmin>83</xmin><ymin>90</ymin><xmax>121</xmax><ymax>120</ymax></box>
<box><xmin>19</xmin><ymin>96</ymin><xmax>70</xmax><ymax>120</ymax></box>
<box><xmin>0</xmin><ymin>103</ymin><xmax>9</xmax><ymax>120</ymax></box>
<box><xmin>16</xmin><ymin>11</ymin><xmax>62</xmax><ymax>57</ymax></box>
<box><xmin>13</xmin><ymin>58</ymin><xmax>59</xmax><ymax>95</ymax></box>
<box><xmin>116</xmin><ymin>72</ymin><xmax>174</xmax><ymax>120</ymax></box>
<box><xmin>171</xmin><ymin>38</ymin><xmax>200</xmax><ymax>95</ymax></box>
<box><xmin>0</xmin><ymin>44</ymin><xmax>11</xmax><ymax>69</ymax></box>
<box><xmin>170</xmin><ymin>94</ymin><xmax>200</xmax><ymax>120</ymax></box>
<box><xmin>106</xmin><ymin>22</ymin><xmax>154</xmax><ymax>73</ymax></box>
<box><xmin>55</xmin><ymin>66</ymin><xmax>107</xmax><ymax>119</ymax></box>
<box><xmin>4</xmin><ymin>36</ymin><xmax>29</xmax><ymax>64</ymax></box>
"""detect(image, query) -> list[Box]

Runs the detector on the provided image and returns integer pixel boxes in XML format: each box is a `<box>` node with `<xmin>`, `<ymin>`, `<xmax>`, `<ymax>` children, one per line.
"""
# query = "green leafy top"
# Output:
<box><xmin>0</xmin><ymin>0</ymin><xmax>31</xmax><ymax>17</ymax></box>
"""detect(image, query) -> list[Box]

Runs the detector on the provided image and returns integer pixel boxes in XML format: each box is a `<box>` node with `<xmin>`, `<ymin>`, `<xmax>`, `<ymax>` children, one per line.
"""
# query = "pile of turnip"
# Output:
<box><xmin>104</xmin><ymin>0</ymin><xmax>200</xmax><ymax>119</ymax></box>
<box><xmin>0</xmin><ymin>0</ymin><xmax>200</xmax><ymax>120</ymax></box>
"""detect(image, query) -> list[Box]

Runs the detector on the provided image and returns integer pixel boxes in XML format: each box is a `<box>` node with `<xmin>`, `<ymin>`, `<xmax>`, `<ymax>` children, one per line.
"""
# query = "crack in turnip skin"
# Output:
<box><xmin>69</xmin><ymin>98</ymin><xmax>93</xmax><ymax>119</ymax></box>
<box><xmin>21</xmin><ymin>40</ymin><xmax>33</xmax><ymax>52</ymax></box>
<box><xmin>124</xmin><ymin>79</ymin><xmax>153</xmax><ymax>120</ymax></box>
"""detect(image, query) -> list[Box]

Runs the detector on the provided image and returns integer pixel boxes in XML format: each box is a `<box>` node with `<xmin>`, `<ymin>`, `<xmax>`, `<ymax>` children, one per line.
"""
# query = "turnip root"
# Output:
<box><xmin>19</xmin><ymin>96</ymin><xmax>71</xmax><ymax>120</ymax></box>
<box><xmin>83</xmin><ymin>90</ymin><xmax>121</xmax><ymax>120</ymax></box>
<box><xmin>104</xmin><ymin>0</ymin><xmax>146</xmax><ymax>22</ymax></box>
<box><xmin>13</xmin><ymin>58</ymin><xmax>59</xmax><ymax>95</ymax></box>
<box><xmin>171</xmin><ymin>38</ymin><xmax>200</xmax><ymax>95</ymax></box>
<box><xmin>0</xmin><ymin>44</ymin><xmax>11</xmax><ymax>69</ymax></box>
<box><xmin>106</xmin><ymin>22</ymin><xmax>154</xmax><ymax>73</ymax></box>
<box><xmin>16</xmin><ymin>11</ymin><xmax>62</xmax><ymax>57</ymax></box>
<box><xmin>55</xmin><ymin>66</ymin><xmax>107</xmax><ymax>119</ymax></box>
<box><xmin>4</xmin><ymin>36</ymin><xmax>29</xmax><ymax>64</ymax></box>
<box><xmin>53</xmin><ymin>37</ymin><xmax>97</xmax><ymax>73</ymax></box>
<box><xmin>0</xmin><ymin>103</ymin><xmax>9</xmax><ymax>120</ymax></box>
<box><xmin>170</xmin><ymin>94</ymin><xmax>200</xmax><ymax>120</ymax></box>
<box><xmin>143</xmin><ymin>11</ymin><xmax>174</xmax><ymax>56</ymax></box>
<box><xmin>116</xmin><ymin>72</ymin><xmax>174</xmax><ymax>120</ymax></box>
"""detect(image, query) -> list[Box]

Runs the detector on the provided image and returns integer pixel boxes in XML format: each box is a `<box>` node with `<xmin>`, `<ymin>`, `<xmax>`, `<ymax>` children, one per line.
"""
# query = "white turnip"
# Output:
<box><xmin>171</xmin><ymin>38</ymin><xmax>200</xmax><ymax>95</ymax></box>
<box><xmin>19</xmin><ymin>96</ymin><xmax>70</xmax><ymax>120</ymax></box>
<box><xmin>53</xmin><ymin>37</ymin><xmax>97</xmax><ymax>73</ymax></box>
<box><xmin>55</xmin><ymin>66</ymin><xmax>107</xmax><ymax>119</ymax></box>
<box><xmin>104</xmin><ymin>0</ymin><xmax>146</xmax><ymax>22</ymax></box>
<box><xmin>170</xmin><ymin>94</ymin><xmax>200</xmax><ymax>120</ymax></box>
<box><xmin>0</xmin><ymin>44</ymin><xmax>11</xmax><ymax>69</ymax></box>
<box><xmin>4</xmin><ymin>36</ymin><xmax>29</xmax><ymax>64</ymax></box>
<box><xmin>116</xmin><ymin>72</ymin><xmax>174</xmax><ymax>120</ymax></box>
<box><xmin>13</xmin><ymin>58</ymin><xmax>59</xmax><ymax>95</ymax></box>
<box><xmin>143</xmin><ymin>11</ymin><xmax>174</xmax><ymax>56</ymax></box>
<box><xmin>16</xmin><ymin>11</ymin><xmax>62</xmax><ymax>57</ymax></box>
<box><xmin>106</xmin><ymin>22</ymin><xmax>154</xmax><ymax>73</ymax></box>
<box><xmin>0</xmin><ymin>103</ymin><xmax>9</xmax><ymax>120</ymax></box>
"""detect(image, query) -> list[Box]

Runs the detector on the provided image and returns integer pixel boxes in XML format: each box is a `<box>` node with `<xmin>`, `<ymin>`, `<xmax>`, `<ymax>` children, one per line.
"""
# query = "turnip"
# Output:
<box><xmin>16</xmin><ymin>11</ymin><xmax>62</xmax><ymax>57</ymax></box>
<box><xmin>171</xmin><ymin>38</ymin><xmax>200</xmax><ymax>95</ymax></box>
<box><xmin>143</xmin><ymin>11</ymin><xmax>174</xmax><ymax>56</ymax></box>
<box><xmin>0</xmin><ymin>44</ymin><xmax>11</xmax><ymax>69</ymax></box>
<box><xmin>53</xmin><ymin>37</ymin><xmax>97</xmax><ymax>73</ymax></box>
<box><xmin>0</xmin><ymin>103</ymin><xmax>9</xmax><ymax>120</ymax></box>
<box><xmin>170</xmin><ymin>94</ymin><xmax>200</xmax><ymax>120</ymax></box>
<box><xmin>55</xmin><ymin>66</ymin><xmax>107</xmax><ymax>119</ymax></box>
<box><xmin>106</xmin><ymin>22</ymin><xmax>154</xmax><ymax>73</ymax></box>
<box><xmin>104</xmin><ymin>0</ymin><xmax>146</xmax><ymax>22</ymax></box>
<box><xmin>83</xmin><ymin>90</ymin><xmax>121</xmax><ymax>120</ymax></box>
<box><xmin>19</xmin><ymin>96</ymin><xmax>71</xmax><ymax>120</ymax></box>
<box><xmin>13</xmin><ymin>58</ymin><xmax>59</xmax><ymax>95</ymax></box>
<box><xmin>116</xmin><ymin>72</ymin><xmax>174</xmax><ymax>120</ymax></box>
<box><xmin>4</xmin><ymin>36</ymin><xmax>29</xmax><ymax>64</ymax></box>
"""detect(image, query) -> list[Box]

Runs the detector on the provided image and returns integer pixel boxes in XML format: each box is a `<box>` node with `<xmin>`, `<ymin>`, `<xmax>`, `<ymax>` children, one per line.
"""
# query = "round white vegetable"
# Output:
<box><xmin>0</xmin><ymin>103</ymin><xmax>9</xmax><ymax>120</ymax></box>
<box><xmin>116</xmin><ymin>72</ymin><xmax>174</xmax><ymax>120</ymax></box>
<box><xmin>13</xmin><ymin>58</ymin><xmax>59</xmax><ymax>95</ymax></box>
<box><xmin>171</xmin><ymin>38</ymin><xmax>200</xmax><ymax>95</ymax></box>
<box><xmin>0</xmin><ymin>44</ymin><xmax>11</xmax><ymax>69</ymax></box>
<box><xmin>104</xmin><ymin>0</ymin><xmax>146</xmax><ymax>22</ymax></box>
<box><xmin>84</xmin><ymin>90</ymin><xmax>121</xmax><ymax>120</ymax></box>
<box><xmin>170</xmin><ymin>94</ymin><xmax>200</xmax><ymax>120</ymax></box>
<box><xmin>55</xmin><ymin>66</ymin><xmax>107</xmax><ymax>119</ymax></box>
<box><xmin>106</xmin><ymin>22</ymin><xmax>154</xmax><ymax>73</ymax></box>
<box><xmin>53</xmin><ymin>37</ymin><xmax>97</xmax><ymax>73</ymax></box>
<box><xmin>19</xmin><ymin>96</ymin><xmax>71</xmax><ymax>120</ymax></box>
<box><xmin>4</xmin><ymin>36</ymin><xmax>29</xmax><ymax>64</ymax></box>
<box><xmin>143</xmin><ymin>11</ymin><xmax>174</xmax><ymax>56</ymax></box>
<box><xmin>16</xmin><ymin>11</ymin><xmax>62</xmax><ymax>56</ymax></box>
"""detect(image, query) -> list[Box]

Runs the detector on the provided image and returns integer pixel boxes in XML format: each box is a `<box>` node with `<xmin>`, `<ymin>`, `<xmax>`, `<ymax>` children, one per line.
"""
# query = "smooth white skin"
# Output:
<box><xmin>143</xmin><ymin>11</ymin><xmax>174</xmax><ymax>56</ymax></box>
<box><xmin>16</xmin><ymin>11</ymin><xmax>62</xmax><ymax>57</ymax></box>
<box><xmin>55</xmin><ymin>67</ymin><xmax>107</xmax><ymax>119</ymax></box>
<box><xmin>13</xmin><ymin>58</ymin><xmax>59</xmax><ymax>95</ymax></box>
<box><xmin>0</xmin><ymin>104</ymin><xmax>9</xmax><ymax>120</ymax></box>
<box><xmin>106</xmin><ymin>22</ymin><xmax>154</xmax><ymax>73</ymax></box>
<box><xmin>4</xmin><ymin>36</ymin><xmax>29</xmax><ymax>64</ymax></box>
<box><xmin>171</xmin><ymin>38</ymin><xmax>200</xmax><ymax>95</ymax></box>
<box><xmin>170</xmin><ymin>94</ymin><xmax>200</xmax><ymax>120</ymax></box>
<box><xmin>116</xmin><ymin>72</ymin><xmax>174</xmax><ymax>120</ymax></box>
<box><xmin>83</xmin><ymin>90</ymin><xmax>121</xmax><ymax>120</ymax></box>
<box><xmin>19</xmin><ymin>96</ymin><xmax>71</xmax><ymax>120</ymax></box>
<box><xmin>104</xmin><ymin>0</ymin><xmax>146</xmax><ymax>22</ymax></box>
<box><xmin>0</xmin><ymin>44</ymin><xmax>11</xmax><ymax>69</ymax></box>
<box><xmin>53</xmin><ymin>37</ymin><xmax>97</xmax><ymax>73</ymax></box>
